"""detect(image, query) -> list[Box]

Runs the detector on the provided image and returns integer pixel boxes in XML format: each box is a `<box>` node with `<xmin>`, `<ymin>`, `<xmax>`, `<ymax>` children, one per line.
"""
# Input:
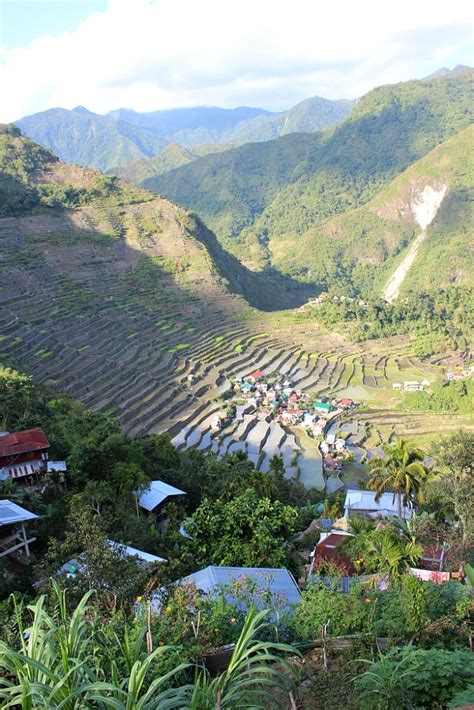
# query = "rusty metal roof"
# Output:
<box><xmin>0</xmin><ymin>428</ymin><xmax>50</xmax><ymax>458</ymax></box>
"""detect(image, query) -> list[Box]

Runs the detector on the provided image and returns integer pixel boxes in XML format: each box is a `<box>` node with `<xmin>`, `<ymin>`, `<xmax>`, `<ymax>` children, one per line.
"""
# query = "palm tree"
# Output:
<box><xmin>366</xmin><ymin>535</ymin><xmax>423</xmax><ymax>577</ymax></box>
<box><xmin>368</xmin><ymin>438</ymin><xmax>430</xmax><ymax>518</ymax></box>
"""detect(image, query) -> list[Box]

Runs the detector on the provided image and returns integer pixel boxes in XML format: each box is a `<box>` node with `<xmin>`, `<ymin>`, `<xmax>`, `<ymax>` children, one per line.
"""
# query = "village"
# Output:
<box><xmin>204</xmin><ymin>367</ymin><xmax>361</xmax><ymax>490</ymax></box>
<box><xmin>0</xmin><ymin>423</ymin><xmax>462</xmax><ymax>592</ymax></box>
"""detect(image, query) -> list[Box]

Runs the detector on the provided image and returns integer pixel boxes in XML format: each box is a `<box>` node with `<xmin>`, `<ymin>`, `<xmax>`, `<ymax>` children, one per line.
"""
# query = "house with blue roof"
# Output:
<box><xmin>151</xmin><ymin>565</ymin><xmax>301</xmax><ymax>614</ymax></box>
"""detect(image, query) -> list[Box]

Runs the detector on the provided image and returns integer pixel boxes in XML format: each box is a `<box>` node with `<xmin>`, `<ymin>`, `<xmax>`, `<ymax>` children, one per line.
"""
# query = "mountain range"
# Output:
<box><xmin>144</xmin><ymin>70</ymin><xmax>473</xmax><ymax>297</ymax></box>
<box><xmin>4</xmin><ymin>67</ymin><xmax>474</xmax><ymax>314</ymax></box>
<box><xmin>15</xmin><ymin>95</ymin><xmax>355</xmax><ymax>172</ymax></box>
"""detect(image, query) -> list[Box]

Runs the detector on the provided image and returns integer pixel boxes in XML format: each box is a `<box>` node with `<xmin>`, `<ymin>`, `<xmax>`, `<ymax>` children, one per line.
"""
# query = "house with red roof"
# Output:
<box><xmin>309</xmin><ymin>531</ymin><xmax>356</xmax><ymax>576</ymax></box>
<box><xmin>0</xmin><ymin>428</ymin><xmax>49</xmax><ymax>483</ymax></box>
<box><xmin>247</xmin><ymin>369</ymin><xmax>264</xmax><ymax>383</ymax></box>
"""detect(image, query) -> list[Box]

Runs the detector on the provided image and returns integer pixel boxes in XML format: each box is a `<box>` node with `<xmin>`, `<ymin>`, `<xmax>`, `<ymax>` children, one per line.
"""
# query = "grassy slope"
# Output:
<box><xmin>148</xmin><ymin>72</ymin><xmax>474</xmax><ymax>270</ymax></box>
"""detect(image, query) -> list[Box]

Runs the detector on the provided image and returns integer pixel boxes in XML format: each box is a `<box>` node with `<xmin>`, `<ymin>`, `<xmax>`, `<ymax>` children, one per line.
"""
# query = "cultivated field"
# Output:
<box><xmin>1</xmin><ymin>199</ymin><xmax>471</xmax><ymax>478</ymax></box>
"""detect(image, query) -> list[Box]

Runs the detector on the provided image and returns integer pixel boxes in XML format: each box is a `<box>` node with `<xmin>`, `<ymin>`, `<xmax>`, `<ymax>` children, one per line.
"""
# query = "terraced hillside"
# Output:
<box><xmin>1</xmin><ymin>126</ymin><xmax>471</xmax><ymax>462</ymax></box>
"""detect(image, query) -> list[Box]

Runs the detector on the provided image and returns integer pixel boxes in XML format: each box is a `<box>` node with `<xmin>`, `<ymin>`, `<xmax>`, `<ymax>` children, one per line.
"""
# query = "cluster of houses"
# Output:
<box><xmin>232</xmin><ymin>369</ymin><xmax>356</xmax><ymax>433</ymax></box>
<box><xmin>0</xmin><ymin>428</ymin><xmax>66</xmax><ymax>562</ymax></box>
<box><xmin>308</xmin><ymin>489</ymin><xmax>452</xmax><ymax>585</ymax></box>
<box><xmin>0</xmin><ymin>423</ymin><xmax>459</xmax><ymax>614</ymax></box>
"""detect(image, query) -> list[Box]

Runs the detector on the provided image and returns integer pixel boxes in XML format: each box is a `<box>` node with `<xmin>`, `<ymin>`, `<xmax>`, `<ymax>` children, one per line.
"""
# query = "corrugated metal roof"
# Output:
<box><xmin>0</xmin><ymin>499</ymin><xmax>39</xmax><ymax>526</ymax></box>
<box><xmin>107</xmin><ymin>540</ymin><xmax>166</xmax><ymax>563</ymax></box>
<box><xmin>177</xmin><ymin>565</ymin><xmax>301</xmax><ymax>609</ymax></box>
<box><xmin>137</xmin><ymin>480</ymin><xmax>186</xmax><ymax>512</ymax></box>
<box><xmin>0</xmin><ymin>428</ymin><xmax>49</xmax><ymax>458</ymax></box>
<box><xmin>344</xmin><ymin>490</ymin><xmax>412</xmax><ymax>518</ymax></box>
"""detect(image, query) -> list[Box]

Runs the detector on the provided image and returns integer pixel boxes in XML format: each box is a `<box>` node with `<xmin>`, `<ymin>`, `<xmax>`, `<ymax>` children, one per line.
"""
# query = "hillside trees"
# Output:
<box><xmin>431</xmin><ymin>431</ymin><xmax>474</xmax><ymax>545</ymax></box>
<box><xmin>185</xmin><ymin>489</ymin><xmax>299</xmax><ymax>569</ymax></box>
<box><xmin>367</xmin><ymin>438</ymin><xmax>430</xmax><ymax>517</ymax></box>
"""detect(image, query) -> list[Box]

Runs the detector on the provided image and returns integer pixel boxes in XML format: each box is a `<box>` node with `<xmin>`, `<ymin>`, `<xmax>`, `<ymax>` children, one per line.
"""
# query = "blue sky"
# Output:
<box><xmin>0</xmin><ymin>0</ymin><xmax>472</xmax><ymax>121</ymax></box>
<box><xmin>0</xmin><ymin>1</ymin><xmax>107</xmax><ymax>48</ymax></box>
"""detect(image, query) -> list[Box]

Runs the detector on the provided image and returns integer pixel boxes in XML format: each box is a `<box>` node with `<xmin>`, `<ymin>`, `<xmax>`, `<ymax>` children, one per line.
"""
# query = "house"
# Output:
<box><xmin>0</xmin><ymin>428</ymin><xmax>49</xmax><ymax>483</ymax></box>
<box><xmin>446</xmin><ymin>370</ymin><xmax>468</xmax><ymax>381</ymax></box>
<box><xmin>137</xmin><ymin>480</ymin><xmax>186</xmax><ymax>517</ymax></box>
<box><xmin>59</xmin><ymin>540</ymin><xmax>165</xmax><ymax>578</ymax></box>
<box><xmin>314</xmin><ymin>401</ymin><xmax>335</xmax><ymax>414</ymax></box>
<box><xmin>335</xmin><ymin>438</ymin><xmax>346</xmax><ymax>453</ymax></box>
<box><xmin>392</xmin><ymin>383</ymin><xmax>402</xmax><ymax>389</ymax></box>
<box><xmin>338</xmin><ymin>398</ymin><xmax>354</xmax><ymax>409</ymax></box>
<box><xmin>0</xmin><ymin>499</ymin><xmax>38</xmax><ymax>561</ymax></box>
<box><xmin>156</xmin><ymin>565</ymin><xmax>301</xmax><ymax>613</ymax></box>
<box><xmin>241</xmin><ymin>382</ymin><xmax>254</xmax><ymax>394</ymax></box>
<box><xmin>309</xmin><ymin>531</ymin><xmax>356</xmax><ymax>575</ymax></box>
<box><xmin>403</xmin><ymin>381</ymin><xmax>423</xmax><ymax>392</ymax></box>
<box><xmin>247</xmin><ymin>370</ymin><xmax>263</xmax><ymax>383</ymax></box>
<box><xmin>343</xmin><ymin>490</ymin><xmax>413</xmax><ymax>520</ymax></box>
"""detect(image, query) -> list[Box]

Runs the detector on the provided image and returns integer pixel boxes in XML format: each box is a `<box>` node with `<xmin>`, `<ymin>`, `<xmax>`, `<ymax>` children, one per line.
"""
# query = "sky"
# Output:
<box><xmin>0</xmin><ymin>0</ymin><xmax>472</xmax><ymax>122</ymax></box>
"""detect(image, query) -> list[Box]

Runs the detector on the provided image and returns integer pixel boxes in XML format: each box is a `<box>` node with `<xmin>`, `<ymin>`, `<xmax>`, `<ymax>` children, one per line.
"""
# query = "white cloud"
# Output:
<box><xmin>0</xmin><ymin>0</ymin><xmax>472</xmax><ymax>121</ymax></box>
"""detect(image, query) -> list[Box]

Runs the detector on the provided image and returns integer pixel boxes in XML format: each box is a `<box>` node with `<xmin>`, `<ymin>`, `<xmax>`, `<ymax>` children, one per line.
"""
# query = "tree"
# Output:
<box><xmin>431</xmin><ymin>431</ymin><xmax>474</xmax><ymax>544</ymax></box>
<box><xmin>368</xmin><ymin>438</ymin><xmax>430</xmax><ymax>518</ymax></box>
<box><xmin>185</xmin><ymin>489</ymin><xmax>298</xmax><ymax>568</ymax></box>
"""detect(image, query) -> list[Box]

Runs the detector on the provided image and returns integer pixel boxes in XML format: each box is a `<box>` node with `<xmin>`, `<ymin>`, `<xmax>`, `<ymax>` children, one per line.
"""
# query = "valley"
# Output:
<box><xmin>0</xmin><ymin>118</ymin><xmax>472</xmax><ymax>497</ymax></box>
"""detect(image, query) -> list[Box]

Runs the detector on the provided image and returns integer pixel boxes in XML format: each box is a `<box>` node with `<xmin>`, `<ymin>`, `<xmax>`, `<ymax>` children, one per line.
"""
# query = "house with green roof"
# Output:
<box><xmin>314</xmin><ymin>400</ymin><xmax>335</xmax><ymax>413</ymax></box>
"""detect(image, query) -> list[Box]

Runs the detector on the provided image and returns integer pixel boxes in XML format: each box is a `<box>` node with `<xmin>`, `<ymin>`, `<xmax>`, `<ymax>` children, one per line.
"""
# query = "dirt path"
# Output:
<box><xmin>383</xmin><ymin>184</ymin><xmax>446</xmax><ymax>303</ymax></box>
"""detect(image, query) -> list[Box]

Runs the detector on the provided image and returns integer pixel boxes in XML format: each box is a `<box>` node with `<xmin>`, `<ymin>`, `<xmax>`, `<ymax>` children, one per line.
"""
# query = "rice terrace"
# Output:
<box><xmin>1</xmin><ymin>155</ymin><xmax>471</xmax><ymax>494</ymax></box>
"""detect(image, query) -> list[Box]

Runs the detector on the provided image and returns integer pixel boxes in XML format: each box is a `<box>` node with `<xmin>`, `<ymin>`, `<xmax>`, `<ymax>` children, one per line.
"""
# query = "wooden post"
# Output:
<box><xmin>21</xmin><ymin>523</ymin><xmax>30</xmax><ymax>558</ymax></box>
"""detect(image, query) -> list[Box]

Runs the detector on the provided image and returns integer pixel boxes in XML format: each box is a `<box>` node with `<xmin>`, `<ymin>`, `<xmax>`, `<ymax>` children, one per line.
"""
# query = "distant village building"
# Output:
<box><xmin>247</xmin><ymin>370</ymin><xmax>264</xmax><ymax>383</ymax></box>
<box><xmin>0</xmin><ymin>428</ymin><xmax>50</xmax><ymax>483</ymax></box>
<box><xmin>403</xmin><ymin>381</ymin><xmax>423</xmax><ymax>392</ymax></box>
<box><xmin>0</xmin><ymin>499</ymin><xmax>38</xmax><ymax>562</ymax></box>
<box><xmin>314</xmin><ymin>401</ymin><xmax>335</xmax><ymax>414</ymax></box>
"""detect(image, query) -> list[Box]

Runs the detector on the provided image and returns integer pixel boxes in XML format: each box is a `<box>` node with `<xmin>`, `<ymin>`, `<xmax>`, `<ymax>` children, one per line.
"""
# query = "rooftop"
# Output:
<box><xmin>0</xmin><ymin>428</ymin><xmax>50</xmax><ymax>459</ymax></box>
<box><xmin>344</xmin><ymin>490</ymin><xmax>412</xmax><ymax>518</ymax></box>
<box><xmin>0</xmin><ymin>499</ymin><xmax>39</xmax><ymax>526</ymax></box>
<box><xmin>175</xmin><ymin>565</ymin><xmax>301</xmax><ymax>610</ymax></box>
<box><xmin>137</xmin><ymin>480</ymin><xmax>186</xmax><ymax>512</ymax></box>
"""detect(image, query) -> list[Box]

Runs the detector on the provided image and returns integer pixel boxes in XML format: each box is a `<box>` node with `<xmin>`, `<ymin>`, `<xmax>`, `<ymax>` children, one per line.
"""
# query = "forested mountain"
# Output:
<box><xmin>147</xmin><ymin>71</ymin><xmax>474</xmax><ymax>273</ymax></box>
<box><xmin>108</xmin><ymin>141</ymin><xmax>241</xmax><ymax>184</ymax></box>
<box><xmin>15</xmin><ymin>106</ymin><xmax>167</xmax><ymax>172</ymax></box>
<box><xmin>276</xmin><ymin>125</ymin><xmax>473</xmax><ymax>296</ymax></box>
<box><xmin>15</xmin><ymin>95</ymin><xmax>354</xmax><ymax>172</ymax></box>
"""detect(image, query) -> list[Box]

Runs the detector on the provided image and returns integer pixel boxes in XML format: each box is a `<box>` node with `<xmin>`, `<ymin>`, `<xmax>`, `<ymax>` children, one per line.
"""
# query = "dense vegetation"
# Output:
<box><xmin>0</xmin><ymin>364</ymin><xmax>473</xmax><ymax>707</ymax></box>
<box><xmin>294</xmin><ymin>286</ymin><xmax>474</xmax><ymax>354</ymax></box>
<box><xmin>147</xmin><ymin>71</ymin><xmax>474</xmax><ymax>283</ymax></box>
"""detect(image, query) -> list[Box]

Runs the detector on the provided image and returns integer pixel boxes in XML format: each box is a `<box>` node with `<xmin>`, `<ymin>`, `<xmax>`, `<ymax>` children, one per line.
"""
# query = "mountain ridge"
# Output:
<box><xmin>146</xmin><ymin>71</ymin><xmax>474</xmax><ymax>273</ymax></box>
<box><xmin>15</xmin><ymin>95</ymin><xmax>355</xmax><ymax>172</ymax></box>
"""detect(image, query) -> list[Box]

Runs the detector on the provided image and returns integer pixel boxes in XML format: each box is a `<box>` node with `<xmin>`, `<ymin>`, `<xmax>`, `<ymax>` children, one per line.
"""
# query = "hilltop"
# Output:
<box><xmin>15</xmin><ymin>95</ymin><xmax>354</xmax><ymax>173</ymax></box>
<box><xmin>108</xmin><ymin>141</ymin><xmax>241</xmax><ymax>184</ymax></box>
<box><xmin>147</xmin><ymin>71</ymin><xmax>474</xmax><ymax>272</ymax></box>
